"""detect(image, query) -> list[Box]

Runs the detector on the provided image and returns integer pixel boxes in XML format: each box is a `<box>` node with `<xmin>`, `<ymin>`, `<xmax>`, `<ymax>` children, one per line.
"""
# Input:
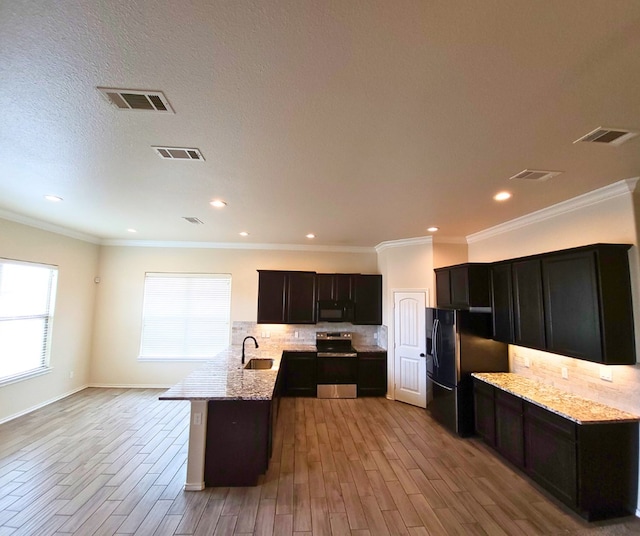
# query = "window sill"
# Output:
<box><xmin>0</xmin><ymin>367</ymin><xmax>53</xmax><ymax>388</ymax></box>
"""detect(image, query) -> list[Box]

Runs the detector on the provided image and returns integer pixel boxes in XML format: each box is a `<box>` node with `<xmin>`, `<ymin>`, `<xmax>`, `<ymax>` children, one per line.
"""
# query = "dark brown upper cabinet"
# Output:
<box><xmin>316</xmin><ymin>273</ymin><xmax>354</xmax><ymax>302</ymax></box>
<box><xmin>352</xmin><ymin>274</ymin><xmax>382</xmax><ymax>325</ymax></box>
<box><xmin>488</xmin><ymin>244</ymin><xmax>635</xmax><ymax>365</ymax></box>
<box><xmin>435</xmin><ymin>263</ymin><xmax>491</xmax><ymax>309</ymax></box>
<box><xmin>257</xmin><ymin>270</ymin><xmax>316</xmax><ymax>324</ymax></box>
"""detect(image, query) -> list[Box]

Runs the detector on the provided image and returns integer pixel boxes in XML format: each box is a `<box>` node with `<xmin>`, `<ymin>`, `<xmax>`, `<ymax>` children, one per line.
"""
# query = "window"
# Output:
<box><xmin>0</xmin><ymin>259</ymin><xmax>58</xmax><ymax>384</ymax></box>
<box><xmin>139</xmin><ymin>273</ymin><xmax>231</xmax><ymax>360</ymax></box>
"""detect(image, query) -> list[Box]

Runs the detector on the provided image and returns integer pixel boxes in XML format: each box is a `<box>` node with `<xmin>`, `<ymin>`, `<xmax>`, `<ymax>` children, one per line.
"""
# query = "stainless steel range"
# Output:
<box><xmin>316</xmin><ymin>331</ymin><xmax>357</xmax><ymax>398</ymax></box>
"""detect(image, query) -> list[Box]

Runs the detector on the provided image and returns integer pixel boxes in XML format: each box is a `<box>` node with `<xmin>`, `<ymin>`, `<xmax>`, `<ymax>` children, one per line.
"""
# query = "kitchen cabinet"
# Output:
<box><xmin>542</xmin><ymin>245</ymin><xmax>634</xmax><ymax>364</ymax></box>
<box><xmin>257</xmin><ymin>270</ymin><xmax>316</xmax><ymax>324</ymax></box>
<box><xmin>204</xmin><ymin>400</ymin><xmax>271</xmax><ymax>486</ymax></box>
<box><xmin>494</xmin><ymin>389</ymin><xmax>524</xmax><ymax>466</ymax></box>
<box><xmin>488</xmin><ymin>244</ymin><xmax>634</xmax><ymax>365</ymax></box>
<box><xmin>317</xmin><ymin>273</ymin><xmax>353</xmax><ymax>301</ymax></box>
<box><xmin>490</xmin><ymin>262</ymin><xmax>514</xmax><ymax>343</ymax></box>
<box><xmin>473</xmin><ymin>379</ymin><xmax>496</xmax><ymax>445</ymax></box>
<box><xmin>281</xmin><ymin>351</ymin><xmax>317</xmax><ymax>397</ymax></box>
<box><xmin>473</xmin><ymin>377</ymin><xmax>639</xmax><ymax>520</ymax></box>
<box><xmin>353</xmin><ymin>274</ymin><xmax>382</xmax><ymax>325</ymax></box>
<box><xmin>435</xmin><ymin>263</ymin><xmax>491</xmax><ymax>309</ymax></box>
<box><xmin>357</xmin><ymin>351</ymin><xmax>387</xmax><ymax>396</ymax></box>
<box><xmin>512</xmin><ymin>258</ymin><xmax>546</xmax><ymax>350</ymax></box>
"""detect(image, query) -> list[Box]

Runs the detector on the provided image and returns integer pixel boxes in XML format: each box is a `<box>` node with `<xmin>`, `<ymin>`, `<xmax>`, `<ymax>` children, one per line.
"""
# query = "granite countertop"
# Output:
<box><xmin>159</xmin><ymin>345</ymin><xmax>287</xmax><ymax>401</ymax></box>
<box><xmin>353</xmin><ymin>344</ymin><xmax>386</xmax><ymax>353</ymax></box>
<box><xmin>472</xmin><ymin>372</ymin><xmax>640</xmax><ymax>425</ymax></box>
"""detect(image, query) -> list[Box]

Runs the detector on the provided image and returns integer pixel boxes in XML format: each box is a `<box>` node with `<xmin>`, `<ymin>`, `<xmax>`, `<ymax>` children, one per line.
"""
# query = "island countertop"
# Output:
<box><xmin>472</xmin><ymin>372</ymin><xmax>640</xmax><ymax>424</ymax></box>
<box><xmin>159</xmin><ymin>344</ymin><xmax>316</xmax><ymax>401</ymax></box>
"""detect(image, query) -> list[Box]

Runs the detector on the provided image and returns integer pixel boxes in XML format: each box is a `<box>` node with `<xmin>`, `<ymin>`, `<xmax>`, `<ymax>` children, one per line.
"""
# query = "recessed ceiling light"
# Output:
<box><xmin>306</xmin><ymin>233</ymin><xmax>315</xmax><ymax>239</ymax></box>
<box><xmin>427</xmin><ymin>226</ymin><xmax>439</xmax><ymax>233</ymax></box>
<box><xmin>239</xmin><ymin>231</ymin><xmax>249</xmax><ymax>237</ymax></box>
<box><xmin>127</xmin><ymin>228</ymin><xmax>137</xmax><ymax>233</ymax></box>
<box><xmin>44</xmin><ymin>195</ymin><xmax>63</xmax><ymax>202</ymax></box>
<box><xmin>494</xmin><ymin>191</ymin><xmax>512</xmax><ymax>201</ymax></box>
<box><xmin>210</xmin><ymin>200</ymin><xmax>227</xmax><ymax>208</ymax></box>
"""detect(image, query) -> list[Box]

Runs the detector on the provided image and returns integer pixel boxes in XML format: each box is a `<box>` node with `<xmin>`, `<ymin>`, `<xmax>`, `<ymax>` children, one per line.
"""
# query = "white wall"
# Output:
<box><xmin>90</xmin><ymin>245</ymin><xmax>377</xmax><ymax>386</ymax></box>
<box><xmin>0</xmin><ymin>219</ymin><xmax>99</xmax><ymax>423</ymax></box>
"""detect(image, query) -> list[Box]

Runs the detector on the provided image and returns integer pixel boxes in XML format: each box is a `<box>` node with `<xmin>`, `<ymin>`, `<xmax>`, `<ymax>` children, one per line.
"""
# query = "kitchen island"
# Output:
<box><xmin>472</xmin><ymin>372</ymin><xmax>640</xmax><ymax>520</ymax></box>
<box><xmin>160</xmin><ymin>344</ymin><xmax>314</xmax><ymax>490</ymax></box>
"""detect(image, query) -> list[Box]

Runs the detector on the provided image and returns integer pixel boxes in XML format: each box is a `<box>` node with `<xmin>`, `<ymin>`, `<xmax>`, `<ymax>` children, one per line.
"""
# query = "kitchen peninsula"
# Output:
<box><xmin>160</xmin><ymin>344</ymin><xmax>309</xmax><ymax>490</ymax></box>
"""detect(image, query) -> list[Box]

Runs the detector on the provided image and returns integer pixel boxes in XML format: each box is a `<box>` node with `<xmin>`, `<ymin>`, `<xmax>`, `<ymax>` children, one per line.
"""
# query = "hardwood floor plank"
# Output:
<box><xmin>2</xmin><ymin>389</ymin><xmax>639</xmax><ymax>536</ymax></box>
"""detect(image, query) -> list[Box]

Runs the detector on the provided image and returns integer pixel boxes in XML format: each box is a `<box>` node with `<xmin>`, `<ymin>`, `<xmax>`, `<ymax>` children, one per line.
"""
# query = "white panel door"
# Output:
<box><xmin>394</xmin><ymin>291</ymin><xmax>427</xmax><ymax>408</ymax></box>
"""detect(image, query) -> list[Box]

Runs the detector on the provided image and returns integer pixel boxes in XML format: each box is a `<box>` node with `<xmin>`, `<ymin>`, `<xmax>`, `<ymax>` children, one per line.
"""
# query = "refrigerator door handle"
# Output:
<box><xmin>429</xmin><ymin>377</ymin><xmax>454</xmax><ymax>391</ymax></box>
<box><xmin>432</xmin><ymin>319</ymin><xmax>440</xmax><ymax>368</ymax></box>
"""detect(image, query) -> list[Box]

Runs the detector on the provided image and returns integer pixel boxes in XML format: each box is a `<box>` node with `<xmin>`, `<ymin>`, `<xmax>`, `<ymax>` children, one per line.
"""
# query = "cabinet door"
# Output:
<box><xmin>473</xmin><ymin>380</ymin><xmax>496</xmax><ymax>445</ymax></box>
<box><xmin>357</xmin><ymin>352</ymin><xmax>387</xmax><ymax>396</ymax></box>
<box><xmin>283</xmin><ymin>352</ymin><xmax>317</xmax><ymax>396</ymax></box>
<box><xmin>512</xmin><ymin>259</ymin><xmax>546</xmax><ymax>349</ymax></box>
<box><xmin>524</xmin><ymin>403</ymin><xmax>577</xmax><ymax>507</ymax></box>
<box><xmin>495</xmin><ymin>390</ymin><xmax>524</xmax><ymax>466</ymax></box>
<box><xmin>205</xmin><ymin>400</ymin><xmax>270</xmax><ymax>487</ymax></box>
<box><xmin>334</xmin><ymin>274</ymin><xmax>354</xmax><ymax>301</ymax></box>
<box><xmin>316</xmin><ymin>274</ymin><xmax>334</xmax><ymax>301</ymax></box>
<box><xmin>542</xmin><ymin>252</ymin><xmax>601</xmax><ymax>361</ymax></box>
<box><xmin>435</xmin><ymin>269</ymin><xmax>451</xmax><ymax>308</ymax></box>
<box><xmin>287</xmin><ymin>272</ymin><xmax>316</xmax><ymax>323</ymax></box>
<box><xmin>450</xmin><ymin>266</ymin><xmax>469</xmax><ymax>307</ymax></box>
<box><xmin>491</xmin><ymin>263</ymin><xmax>514</xmax><ymax>343</ymax></box>
<box><xmin>257</xmin><ymin>271</ymin><xmax>287</xmax><ymax>323</ymax></box>
<box><xmin>353</xmin><ymin>275</ymin><xmax>382</xmax><ymax>325</ymax></box>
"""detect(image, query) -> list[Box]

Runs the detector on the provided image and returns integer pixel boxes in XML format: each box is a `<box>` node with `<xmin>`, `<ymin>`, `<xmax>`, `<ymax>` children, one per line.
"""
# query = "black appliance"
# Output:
<box><xmin>426</xmin><ymin>308</ymin><xmax>508</xmax><ymax>436</ymax></box>
<box><xmin>317</xmin><ymin>300</ymin><xmax>354</xmax><ymax>323</ymax></box>
<box><xmin>316</xmin><ymin>331</ymin><xmax>357</xmax><ymax>398</ymax></box>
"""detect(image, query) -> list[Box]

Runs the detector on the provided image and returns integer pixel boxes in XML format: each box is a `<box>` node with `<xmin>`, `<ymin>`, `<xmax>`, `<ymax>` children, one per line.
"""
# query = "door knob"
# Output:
<box><xmin>419</xmin><ymin>353</ymin><xmax>425</xmax><ymax>357</ymax></box>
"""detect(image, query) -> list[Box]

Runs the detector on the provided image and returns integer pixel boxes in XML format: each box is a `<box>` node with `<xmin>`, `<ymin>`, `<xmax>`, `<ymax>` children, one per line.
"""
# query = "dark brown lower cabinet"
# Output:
<box><xmin>357</xmin><ymin>351</ymin><xmax>387</xmax><ymax>396</ymax></box>
<box><xmin>473</xmin><ymin>380</ymin><xmax>496</xmax><ymax>445</ymax></box>
<box><xmin>205</xmin><ymin>400</ymin><xmax>271</xmax><ymax>487</ymax></box>
<box><xmin>282</xmin><ymin>351</ymin><xmax>317</xmax><ymax>397</ymax></box>
<box><xmin>495</xmin><ymin>390</ymin><xmax>524</xmax><ymax>466</ymax></box>
<box><xmin>473</xmin><ymin>378</ymin><xmax>639</xmax><ymax>521</ymax></box>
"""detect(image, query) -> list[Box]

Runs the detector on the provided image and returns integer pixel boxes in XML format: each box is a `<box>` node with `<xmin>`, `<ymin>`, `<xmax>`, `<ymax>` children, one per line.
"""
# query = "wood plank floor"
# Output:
<box><xmin>1</xmin><ymin>389</ymin><xmax>639</xmax><ymax>535</ymax></box>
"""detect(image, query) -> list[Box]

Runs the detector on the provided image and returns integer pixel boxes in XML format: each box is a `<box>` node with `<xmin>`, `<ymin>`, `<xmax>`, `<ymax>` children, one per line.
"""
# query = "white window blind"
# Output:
<box><xmin>0</xmin><ymin>259</ymin><xmax>58</xmax><ymax>383</ymax></box>
<box><xmin>139</xmin><ymin>273</ymin><xmax>231</xmax><ymax>359</ymax></box>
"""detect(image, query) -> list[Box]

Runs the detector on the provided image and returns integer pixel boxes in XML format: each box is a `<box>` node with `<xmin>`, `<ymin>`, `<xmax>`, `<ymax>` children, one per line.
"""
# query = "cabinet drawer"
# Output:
<box><xmin>524</xmin><ymin>402</ymin><xmax>576</xmax><ymax>440</ymax></box>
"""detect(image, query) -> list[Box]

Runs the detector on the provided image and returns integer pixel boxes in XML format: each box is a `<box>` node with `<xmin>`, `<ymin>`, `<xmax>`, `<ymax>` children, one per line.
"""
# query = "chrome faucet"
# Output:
<box><xmin>241</xmin><ymin>336</ymin><xmax>259</xmax><ymax>364</ymax></box>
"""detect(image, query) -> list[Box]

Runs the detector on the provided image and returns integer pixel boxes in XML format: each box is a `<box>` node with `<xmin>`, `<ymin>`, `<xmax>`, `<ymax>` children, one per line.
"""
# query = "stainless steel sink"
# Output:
<box><xmin>243</xmin><ymin>358</ymin><xmax>274</xmax><ymax>370</ymax></box>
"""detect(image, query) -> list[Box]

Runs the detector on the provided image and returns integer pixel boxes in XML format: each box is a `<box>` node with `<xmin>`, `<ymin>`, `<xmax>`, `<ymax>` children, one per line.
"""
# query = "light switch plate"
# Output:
<box><xmin>193</xmin><ymin>412</ymin><xmax>202</xmax><ymax>426</ymax></box>
<box><xmin>523</xmin><ymin>356</ymin><xmax>530</xmax><ymax>368</ymax></box>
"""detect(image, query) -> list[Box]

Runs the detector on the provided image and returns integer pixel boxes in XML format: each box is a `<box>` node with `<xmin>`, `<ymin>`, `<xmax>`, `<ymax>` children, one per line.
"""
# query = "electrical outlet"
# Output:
<box><xmin>600</xmin><ymin>367</ymin><xmax>613</xmax><ymax>382</ymax></box>
<box><xmin>294</xmin><ymin>331</ymin><xmax>299</xmax><ymax>338</ymax></box>
<box><xmin>374</xmin><ymin>333</ymin><xmax>378</xmax><ymax>340</ymax></box>
<box><xmin>561</xmin><ymin>367</ymin><xmax>568</xmax><ymax>380</ymax></box>
<box><xmin>193</xmin><ymin>412</ymin><xmax>202</xmax><ymax>426</ymax></box>
<box><xmin>69</xmin><ymin>370</ymin><xmax>74</xmax><ymax>379</ymax></box>
<box><xmin>523</xmin><ymin>356</ymin><xmax>530</xmax><ymax>368</ymax></box>
<box><xmin>265</xmin><ymin>332</ymin><xmax>270</xmax><ymax>338</ymax></box>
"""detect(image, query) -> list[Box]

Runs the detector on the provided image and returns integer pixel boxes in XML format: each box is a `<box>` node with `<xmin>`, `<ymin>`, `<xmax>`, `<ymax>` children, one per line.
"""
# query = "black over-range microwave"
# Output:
<box><xmin>317</xmin><ymin>300</ymin><xmax>354</xmax><ymax>322</ymax></box>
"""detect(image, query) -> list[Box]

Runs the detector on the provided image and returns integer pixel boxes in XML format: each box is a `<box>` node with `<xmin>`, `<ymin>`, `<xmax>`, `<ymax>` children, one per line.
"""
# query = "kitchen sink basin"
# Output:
<box><xmin>244</xmin><ymin>358</ymin><xmax>274</xmax><ymax>370</ymax></box>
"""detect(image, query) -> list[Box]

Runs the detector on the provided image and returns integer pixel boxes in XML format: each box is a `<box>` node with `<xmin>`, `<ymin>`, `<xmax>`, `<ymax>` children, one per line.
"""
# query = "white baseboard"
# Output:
<box><xmin>0</xmin><ymin>384</ymin><xmax>89</xmax><ymax>425</ymax></box>
<box><xmin>87</xmin><ymin>383</ymin><xmax>173</xmax><ymax>389</ymax></box>
<box><xmin>184</xmin><ymin>482</ymin><xmax>205</xmax><ymax>491</ymax></box>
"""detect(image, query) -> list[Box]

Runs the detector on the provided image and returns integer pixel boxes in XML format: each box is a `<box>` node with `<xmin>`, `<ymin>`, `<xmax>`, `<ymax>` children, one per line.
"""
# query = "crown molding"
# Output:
<box><xmin>100</xmin><ymin>239</ymin><xmax>376</xmax><ymax>253</ymax></box>
<box><xmin>0</xmin><ymin>209</ymin><xmax>101</xmax><ymax>244</ymax></box>
<box><xmin>375</xmin><ymin>236</ymin><xmax>433</xmax><ymax>253</ymax></box>
<box><xmin>467</xmin><ymin>178</ymin><xmax>639</xmax><ymax>244</ymax></box>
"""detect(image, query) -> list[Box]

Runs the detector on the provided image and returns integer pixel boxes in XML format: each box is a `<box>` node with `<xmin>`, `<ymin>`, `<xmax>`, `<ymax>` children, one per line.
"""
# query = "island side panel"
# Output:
<box><xmin>185</xmin><ymin>400</ymin><xmax>208</xmax><ymax>491</ymax></box>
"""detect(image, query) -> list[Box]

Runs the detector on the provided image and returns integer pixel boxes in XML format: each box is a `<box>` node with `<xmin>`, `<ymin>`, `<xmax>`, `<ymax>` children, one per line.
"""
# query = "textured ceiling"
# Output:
<box><xmin>1</xmin><ymin>1</ymin><xmax>640</xmax><ymax>247</ymax></box>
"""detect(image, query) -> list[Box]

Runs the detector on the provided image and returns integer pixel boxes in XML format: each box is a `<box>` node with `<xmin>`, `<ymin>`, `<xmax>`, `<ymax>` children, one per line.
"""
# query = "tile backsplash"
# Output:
<box><xmin>510</xmin><ymin>345</ymin><xmax>640</xmax><ymax>415</ymax></box>
<box><xmin>232</xmin><ymin>321</ymin><xmax>387</xmax><ymax>348</ymax></box>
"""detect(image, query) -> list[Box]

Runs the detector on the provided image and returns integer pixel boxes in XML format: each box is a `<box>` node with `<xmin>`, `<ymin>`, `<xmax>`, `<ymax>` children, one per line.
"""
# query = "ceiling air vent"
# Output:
<box><xmin>509</xmin><ymin>169</ymin><xmax>562</xmax><ymax>182</ymax></box>
<box><xmin>182</xmin><ymin>217</ymin><xmax>204</xmax><ymax>225</ymax></box>
<box><xmin>152</xmin><ymin>146</ymin><xmax>204</xmax><ymax>161</ymax></box>
<box><xmin>574</xmin><ymin>127</ymin><xmax>638</xmax><ymax>146</ymax></box>
<box><xmin>98</xmin><ymin>87</ymin><xmax>174</xmax><ymax>113</ymax></box>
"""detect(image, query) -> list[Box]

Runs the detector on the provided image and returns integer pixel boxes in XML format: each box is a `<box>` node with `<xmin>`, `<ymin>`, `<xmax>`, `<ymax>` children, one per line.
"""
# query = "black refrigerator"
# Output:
<box><xmin>426</xmin><ymin>308</ymin><xmax>508</xmax><ymax>437</ymax></box>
